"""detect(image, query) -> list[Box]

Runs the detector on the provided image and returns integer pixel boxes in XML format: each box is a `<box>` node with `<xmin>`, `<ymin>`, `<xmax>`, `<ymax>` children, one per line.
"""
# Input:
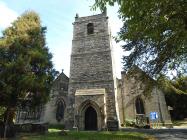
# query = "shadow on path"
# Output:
<box><xmin>121</xmin><ymin>128</ymin><xmax>187</xmax><ymax>140</ymax></box>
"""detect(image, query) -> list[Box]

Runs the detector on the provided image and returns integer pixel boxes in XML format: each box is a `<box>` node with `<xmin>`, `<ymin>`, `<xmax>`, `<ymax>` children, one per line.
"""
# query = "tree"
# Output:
<box><xmin>0</xmin><ymin>11</ymin><xmax>56</xmax><ymax>137</ymax></box>
<box><xmin>93</xmin><ymin>0</ymin><xmax>187</xmax><ymax>77</ymax></box>
<box><xmin>0</xmin><ymin>107</ymin><xmax>6</xmax><ymax>121</ymax></box>
<box><xmin>158</xmin><ymin>75</ymin><xmax>187</xmax><ymax>120</ymax></box>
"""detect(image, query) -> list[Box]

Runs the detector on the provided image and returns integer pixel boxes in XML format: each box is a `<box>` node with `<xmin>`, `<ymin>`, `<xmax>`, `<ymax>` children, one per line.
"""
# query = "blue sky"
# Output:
<box><xmin>0</xmin><ymin>0</ymin><xmax>123</xmax><ymax>78</ymax></box>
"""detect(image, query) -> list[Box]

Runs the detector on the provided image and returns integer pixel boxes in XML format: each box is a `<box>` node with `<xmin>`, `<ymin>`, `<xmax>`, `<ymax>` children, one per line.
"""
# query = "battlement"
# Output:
<box><xmin>74</xmin><ymin>13</ymin><xmax>107</xmax><ymax>23</ymax></box>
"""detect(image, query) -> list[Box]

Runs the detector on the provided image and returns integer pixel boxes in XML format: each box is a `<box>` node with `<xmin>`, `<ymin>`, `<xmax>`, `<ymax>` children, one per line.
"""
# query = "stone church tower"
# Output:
<box><xmin>65</xmin><ymin>12</ymin><xmax>118</xmax><ymax>130</ymax></box>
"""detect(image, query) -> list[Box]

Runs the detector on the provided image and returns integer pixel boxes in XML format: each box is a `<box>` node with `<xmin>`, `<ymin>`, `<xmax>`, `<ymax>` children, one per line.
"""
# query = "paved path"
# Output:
<box><xmin>121</xmin><ymin>128</ymin><xmax>187</xmax><ymax>140</ymax></box>
<box><xmin>153</xmin><ymin>131</ymin><xmax>187</xmax><ymax>140</ymax></box>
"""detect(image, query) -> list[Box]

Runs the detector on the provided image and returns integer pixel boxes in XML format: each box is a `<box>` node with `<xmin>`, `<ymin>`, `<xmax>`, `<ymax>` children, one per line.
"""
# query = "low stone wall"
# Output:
<box><xmin>15</xmin><ymin>123</ymin><xmax>48</xmax><ymax>134</ymax></box>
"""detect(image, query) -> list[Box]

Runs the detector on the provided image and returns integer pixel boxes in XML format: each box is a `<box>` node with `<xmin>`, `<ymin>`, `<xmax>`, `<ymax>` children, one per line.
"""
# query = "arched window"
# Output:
<box><xmin>56</xmin><ymin>100</ymin><xmax>65</xmax><ymax>122</ymax></box>
<box><xmin>87</xmin><ymin>23</ymin><xmax>94</xmax><ymax>34</ymax></box>
<box><xmin>135</xmin><ymin>97</ymin><xmax>145</xmax><ymax>114</ymax></box>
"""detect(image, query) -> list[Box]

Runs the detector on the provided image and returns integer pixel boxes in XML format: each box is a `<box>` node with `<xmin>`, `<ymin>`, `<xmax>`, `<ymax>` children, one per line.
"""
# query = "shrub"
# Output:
<box><xmin>124</xmin><ymin>120</ymin><xmax>136</xmax><ymax>127</ymax></box>
<box><xmin>48</xmin><ymin>124</ymin><xmax>65</xmax><ymax>130</ymax></box>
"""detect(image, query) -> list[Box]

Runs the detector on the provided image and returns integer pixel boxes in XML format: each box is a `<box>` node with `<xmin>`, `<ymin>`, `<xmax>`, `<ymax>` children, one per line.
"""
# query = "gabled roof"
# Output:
<box><xmin>53</xmin><ymin>71</ymin><xmax>69</xmax><ymax>83</ymax></box>
<box><xmin>122</xmin><ymin>66</ymin><xmax>156</xmax><ymax>84</ymax></box>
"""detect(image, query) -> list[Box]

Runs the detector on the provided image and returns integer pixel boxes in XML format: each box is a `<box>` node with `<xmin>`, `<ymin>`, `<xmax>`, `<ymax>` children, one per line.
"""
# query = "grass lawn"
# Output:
<box><xmin>14</xmin><ymin>129</ymin><xmax>156</xmax><ymax>140</ymax></box>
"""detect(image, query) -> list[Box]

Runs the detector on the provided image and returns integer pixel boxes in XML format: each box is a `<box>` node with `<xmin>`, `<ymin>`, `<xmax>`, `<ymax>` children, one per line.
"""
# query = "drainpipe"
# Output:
<box><xmin>121</xmin><ymin>83</ymin><xmax>125</xmax><ymax>126</ymax></box>
<box><xmin>157</xmin><ymin>87</ymin><xmax>163</xmax><ymax>125</ymax></box>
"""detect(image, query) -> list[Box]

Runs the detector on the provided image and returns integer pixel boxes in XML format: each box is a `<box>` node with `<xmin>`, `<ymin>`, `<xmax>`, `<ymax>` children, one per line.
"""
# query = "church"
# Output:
<box><xmin>16</xmin><ymin>12</ymin><xmax>172</xmax><ymax>130</ymax></box>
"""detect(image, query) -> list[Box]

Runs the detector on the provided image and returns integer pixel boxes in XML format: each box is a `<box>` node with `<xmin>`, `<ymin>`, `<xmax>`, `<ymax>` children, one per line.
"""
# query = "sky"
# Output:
<box><xmin>0</xmin><ymin>0</ymin><xmax>124</xmax><ymax>78</ymax></box>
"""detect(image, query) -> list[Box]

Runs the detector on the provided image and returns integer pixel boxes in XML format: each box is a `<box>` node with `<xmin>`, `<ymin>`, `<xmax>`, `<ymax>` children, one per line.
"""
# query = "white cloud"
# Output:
<box><xmin>0</xmin><ymin>1</ymin><xmax>18</xmax><ymax>29</ymax></box>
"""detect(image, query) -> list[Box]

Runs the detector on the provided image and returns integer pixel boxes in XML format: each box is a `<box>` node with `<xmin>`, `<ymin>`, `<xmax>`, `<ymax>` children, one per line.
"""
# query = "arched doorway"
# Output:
<box><xmin>78</xmin><ymin>100</ymin><xmax>102</xmax><ymax>130</ymax></box>
<box><xmin>84</xmin><ymin>106</ymin><xmax>97</xmax><ymax>130</ymax></box>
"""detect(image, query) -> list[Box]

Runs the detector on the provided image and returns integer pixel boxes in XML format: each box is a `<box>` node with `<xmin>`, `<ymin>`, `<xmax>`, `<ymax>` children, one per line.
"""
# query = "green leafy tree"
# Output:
<box><xmin>0</xmin><ymin>107</ymin><xmax>6</xmax><ymax>121</ymax></box>
<box><xmin>158</xmin><ymin>75</ymin><xmax>187</xmax><ymax>120</ymax></box>
<box><xmin>93</xmin><ymin>0</ymin><xmax>187</xmax><ymax>77</ymax></box>
<box><xmin>0</xmin><ymin>11</ymin><xmax>56</xmax><ymax>127</ymax></box>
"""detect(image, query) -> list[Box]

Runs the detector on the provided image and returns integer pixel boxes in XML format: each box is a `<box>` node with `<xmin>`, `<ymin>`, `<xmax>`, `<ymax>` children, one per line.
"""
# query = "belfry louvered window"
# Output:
<box><xmin>87</xmin><ymin>23</ymin><xmax>94</xmax><ymax>34</ymax></box>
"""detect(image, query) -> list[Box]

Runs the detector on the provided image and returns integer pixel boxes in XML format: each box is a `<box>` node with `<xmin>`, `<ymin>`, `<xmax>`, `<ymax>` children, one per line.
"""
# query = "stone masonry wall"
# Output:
<box><xmin>117</xmin><ymin>68</ymin><xmax>172</xmax><ymax>127</ymax></box>
<box><xmin>65</xmin><ymin>13</ymin><xmax>118</xmax><ymax>129</ymax></box>
<box><xmin>43</xmin><ymin>72</ymin><xmax>69</xmax><ymax>124</ymax></box>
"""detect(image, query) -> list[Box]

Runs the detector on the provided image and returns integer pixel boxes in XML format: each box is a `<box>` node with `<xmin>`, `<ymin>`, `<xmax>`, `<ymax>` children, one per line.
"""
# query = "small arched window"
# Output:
<box><xmin>87</xmin><ymin>23</ymin><xmax>94</xmax><ymax>35</ymax></box>
<box><xmin>56</xmin><ymin>100</ymin><xmax>65</xmax><ymax>122</ymax></box>
<box><xmin>135</xmin><ymin>97</ymin><xmax>145</xmax><ymax>114</ymax></box>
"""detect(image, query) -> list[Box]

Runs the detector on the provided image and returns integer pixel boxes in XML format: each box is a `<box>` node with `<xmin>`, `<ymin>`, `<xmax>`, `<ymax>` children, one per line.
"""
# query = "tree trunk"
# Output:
<box><xmin>3</xmin><ymin>108</ymin><xmax>9</xmax><ymax>138</ymax></box>
<box><xmin>3</xmin><ymin>107</ymin><xmax>15</xmax><ymax>138</ymax></box>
